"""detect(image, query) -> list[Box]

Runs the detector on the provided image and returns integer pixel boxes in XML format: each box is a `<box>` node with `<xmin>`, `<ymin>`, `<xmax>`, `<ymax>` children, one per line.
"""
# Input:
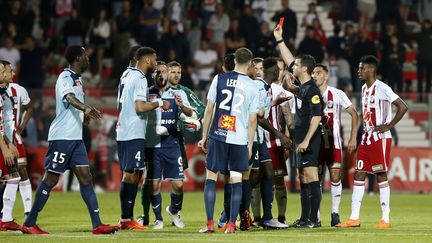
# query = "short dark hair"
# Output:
<box><xmin>128</xmin><ymin>46</ymin><xmax>141</xmax><ymax>62</ymax></box>
<box><xmin>252</xmin><ymin>57</ymin><xmax>263</xmax><ymax>65</ymax></box>
<box><xmin>157</xmin><ymin>61</ymin><xmax>166</xmax><ymax>66</ymax></box>
<box><xmin>223</xmin><ymin>53</ymin><xmax>235</xmax><ymax>71</ymax></box>
<box><xmin>65</xmin><ymin>45</ymin><xmax>84</xmax><ymax>65</ymax></box>
<box><xmin>297</xmin><ymin>55</ymin><xmax>316</xmax><ymax>75</ymax></box>
<box><xmin>167</xmin><ymin>61</ymin><xmax>181</xmax><ymax>68</ymax></box>
<box><xmin>234</xmin><ymin>48</ymin><xmax>253</xmax><ymax>65</ymax></box>
<box><xmin>1</xmin><ymin>60</ymin><xmax>11</xmax><ymax>66</ymax></box>
<box><xmin>136</xmin><ymin>47</ymin><xmax>156</xmax><ymax>60</ymax></box>
<box><xmin>262</xmin><ymin>57</ymin><xmax>278</xmax><ymax>70</ymax></box>
<box><xmin>360</xmin><ymin>55</ymin><xmax>379</xmax><ymax>70</ymax></box>
<box><xmin>314</xmin><ymin>63</ymin><xmax>328</xmax><ymax>73</ymax></box>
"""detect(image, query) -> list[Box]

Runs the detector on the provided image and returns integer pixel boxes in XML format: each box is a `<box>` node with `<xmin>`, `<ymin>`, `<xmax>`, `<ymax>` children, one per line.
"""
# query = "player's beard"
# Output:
<box><xmin>156</xmin><ymin>77</ymin><xmax>167</xmax><ymax>88</ymax></box>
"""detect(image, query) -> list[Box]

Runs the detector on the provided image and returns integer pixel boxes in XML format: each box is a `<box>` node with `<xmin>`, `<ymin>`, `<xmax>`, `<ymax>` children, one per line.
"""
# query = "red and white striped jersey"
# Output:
<box><xmin>321</xmin><ymin>86</ymin><xmax>352</xmax><ymax>149</ymax></box>
<box><xmin>264</xmin><ymin>82</ymin><xmax>295</xmax><ymax>148</ymax></box>
<box><xmin>361</xmin><ymin>80</ymin><xmax>399</xmax><ymax>145</ymax></box>
<box><xmin>7</xmin><ymin>83</ymin><xmax>31</xmax><ymax>127</ymax></box>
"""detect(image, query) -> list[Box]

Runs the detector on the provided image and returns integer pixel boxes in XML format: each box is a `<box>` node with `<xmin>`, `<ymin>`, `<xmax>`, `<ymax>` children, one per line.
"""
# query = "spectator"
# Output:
<box><xmin>352</xmin><ymin>30</ymin><xmax>377</xmax><ymax>91</ymax></box>
<box><xmin>327</xmin><ymin>25</ymin><xmax>343</xmax><ymax>56</ymax></box>
<box><xmin>186</xmin><ymin>19</ymin><xmax>202</xmax><ymax>59</ymax></box>
<box><xmin>62</xmin><ymin>8</ymin><xmax>86</xmax><ymax>46</ymax></box>
<box><xmin>341</xmin><ymin>23</ymin><xmax>358</xmax><ymax>64</ymax></box>
<box><xmin>301</xmin><ymin>2</ymin><xmax>318</xmax><ymax>28</ymax></box>
<box><xmin>417</xmin><ymin>0</ymin><xmax>432</xmax><ymax>22</ymax></box>
<box><xmin>90</xmin><ymin>9</ymin><xmax>111</xmax><ymax>76</ymax></box>
<box><xmin>311</xmin><ymin>18</ymin><xmax>327</xmax><ymax>47</ymax></box>
<box><xmin>335</xmin><ymin>54</ymin><xmax>352</xmax><ymax>92</ymax></box>
<box><xmin>54</xmin><ymin>0</ymin><xmax>73</xmax><ymax>35</ymax></box>
<box><xmin>382</xmin><ymin>35</ymin><xmax>405</xmax><ymax>93</ymax></box>
<box><xmin>112</xmin><ymin>1</ymin><xmax>137</xmax><ymax>81</ymax></box>
<box><xmin>207</xmin><ymin>3</ymin><xmax>230</xmax><ymax>58</ymax></box>
<box><xmin>399</xmin><ymin>0</ymin><xmax>413</xmax><ymax>21</ymax></box>
<box><xmin>251</xmin><ymin>0</ymin><xmax>270</xmax><ymax>24</ymax></box>
<box><xmin>271</xmin><ymin>0</ymin><xmax>298</xmax><ymax>45</ymax></box>
<box><xmin>340</xmin><ymin>0</ymin><xmax>357</xmax><ymax>22</ymax></box>
<box><xmin>0</xmin><ymin>35</ymin><xmax>20</xmax><ymax>74</ymax></box>
<box><xmin>193</xmin><ymin>39</ymin><xmax>218</xmax><ymax>91</ymax></box>
<box><xmin>224</xmin><ymin>19</ymin><xmax>246</xmax><ymax>54</ymax></box>
<box><xmin>255</xmin><ymin>21</ymin><xmax>278</xmax><ymax>58</ymax></box>
<box><xmin>202</xmin><ymin>0</ymin><xmax>217</xmax><ymax>30</ymax></box>
<box><xmin>159</xmin><ymin>21</ymin><xmax>190</xmax><ymax>65</ymax></box>
<box><xmin>297</xmin><ymin>26</ymin><xmax>324</xmax><ymax>63</ymax></box>
<box><xmin>357</xmin><ymin>0</ymin><xmax>376</xmax><ymax>31</ymax></box>
<box><xmin>138</xmin><ymin>0</ymin><xmax>161</xmax><ymax>48</ymax></box>
<box><xmin>2</xmin><ymin>0</ymin><xmax>24</xmax><ymax>36</ymax></box>
<box><xmin>239</xmin><ymin>5</ymin><xmax>260</xmax><ymax>52</ymax></box>
<box><xmin>416</xmin><ymin>19</ymin><xmax>432</xmax><ymax>101</ymax></box>
<box><xmin>19</xmin><ymin>36</ymin><xmax>45</xmax><ymax>89</ymax></box>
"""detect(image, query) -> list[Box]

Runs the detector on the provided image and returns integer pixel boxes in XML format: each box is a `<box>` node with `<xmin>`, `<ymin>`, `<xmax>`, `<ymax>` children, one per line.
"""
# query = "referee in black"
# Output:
<box><xmin>274</xmin><ymin>25</ymin><xmax>323</xmax><ymax>228</ymax></box>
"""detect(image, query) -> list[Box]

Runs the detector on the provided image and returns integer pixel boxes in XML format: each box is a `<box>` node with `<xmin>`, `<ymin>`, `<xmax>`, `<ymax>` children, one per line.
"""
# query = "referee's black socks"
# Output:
<box><xmin>309</xmin><ymin>181</ymin><xmax>322</xmax><ymax>223</ymax></box>
<box><xmin>300</xmin><ymin>183</ymin><xmax>311</xmax><ymax>221</ymax></box>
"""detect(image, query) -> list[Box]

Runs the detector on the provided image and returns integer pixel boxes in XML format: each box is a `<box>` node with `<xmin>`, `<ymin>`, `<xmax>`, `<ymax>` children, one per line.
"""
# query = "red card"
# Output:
<box><xmin>279</xmin><ymin>17</ymin><xmax>284</xmax><ymax>27</ymax></box>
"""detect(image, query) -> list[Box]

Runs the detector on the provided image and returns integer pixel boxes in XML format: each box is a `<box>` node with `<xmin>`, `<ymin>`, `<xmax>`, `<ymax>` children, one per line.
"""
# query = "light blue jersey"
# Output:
<box><xmin>116</xmin><ymin>67</ymin><xmax>148</xmax><ymax>141</ymax></box>
<box><xmin>207</xmin><ymin>71</ymin><xmax>259</xmax><ymax>145</ymax></box>
<box><xmin>146</xmin><ymin>86</ymin><xmax>190</xmax><ymax>148</ymax></box>
<box><xmin>0</xmin><ymin>88</ymin><xmax>15</xmax><ymax>141</ymax></box>
<box><xmin>253</xmin><ymin>78</ymin><xmax>271</xmax><ymax>144</ymax></box>
<box><xmin>48</xmin><ymin>68</ymin><xmax>85</xmax><ymax>141</ymax></box>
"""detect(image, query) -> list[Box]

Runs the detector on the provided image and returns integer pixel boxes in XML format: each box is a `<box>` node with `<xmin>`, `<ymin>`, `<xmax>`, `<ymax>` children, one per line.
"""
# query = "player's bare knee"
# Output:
<box><xmin>261</xmin><ymin>161</ymin><xmax>274</xmax><ymax>180</ymax></box>
<box><xmin>206</xmin><ymin>169</ymin><xmax>218</xmax><ymax>181</ymax></box>
<box><xmin>354</xmin><ymin>171</ymin><xmax>367</xmax><ymax>181</ymax></box>
<box><xmin>18</xmin><ymin>166</ymin><xmax>29</xmax><ymax>181</ymax></box>
<box><xmin>242</xmin><ymin>170</ymin><xmax>250</xmax><ymax>180</ymax></box>
<box><xmin>375</xmin><ymin>172</ymin><xmax>388</xmax><ymax>183</ymax></box>
<box><xmin>224</xmin><ymin>175</ymin><xmax>230</xmax><ymax>184</ymax></box>
<box><xmin>43</xmin><ymin>172</ymin><xmax>60</xmax><ymax>187</ymax></box>
<box><xmin>330</xmin><ymin>169</ymin><xmax>341</xmax><ymax>182</ymax></box>
<box><xmin>171</xmin><ymin>180</ymin><xmax>183</xmax><ymax>194</ymax></box>
<box><xmin>249</xmin><ymin>170</ymin><xmax>261</xmax><ymax>187</ymax></box>
<box><xmin>151</xmin><ymin>180</ymin><xmax>162</xmax><ymax>195</ymax></box>
<box><xmin>229</xmin><ymin>171</ymin><xmax>242</xmax><ymax>184</ymax></box>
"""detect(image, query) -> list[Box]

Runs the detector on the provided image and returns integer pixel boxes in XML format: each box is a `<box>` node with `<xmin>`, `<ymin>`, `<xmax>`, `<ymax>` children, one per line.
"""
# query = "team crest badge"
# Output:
<box><xmin>311</xmin><ymin>95</ymin><xmax>320</xmax><ymax>104</ymax></box>
<box><xmin>327</xmin><ymin>100</ymin><xmax>333</xmax><ymax>109</ymax></box>
<box><xmin>218</xmin><ymin>114</ymin><xmax>236</xmax><ymax>131</ymax></box>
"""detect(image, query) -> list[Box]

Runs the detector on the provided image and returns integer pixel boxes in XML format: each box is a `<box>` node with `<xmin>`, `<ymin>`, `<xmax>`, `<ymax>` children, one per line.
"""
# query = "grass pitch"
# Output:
<box><xmin>2</xmin><ymin>191</ymin><xmax>431</xmax><ymax>242</ymax></box>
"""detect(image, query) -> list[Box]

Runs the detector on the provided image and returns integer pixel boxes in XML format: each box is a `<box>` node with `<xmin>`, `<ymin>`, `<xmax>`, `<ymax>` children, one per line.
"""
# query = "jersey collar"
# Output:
<box><xmin>64</xmin><ymin>68</ymin><xmax>81</xmax><ymax>77</ymax></box>
<box><xmin>129</xmin><ymin>67</ymin><xmax>145</xmax><ymax>76</ymax></box>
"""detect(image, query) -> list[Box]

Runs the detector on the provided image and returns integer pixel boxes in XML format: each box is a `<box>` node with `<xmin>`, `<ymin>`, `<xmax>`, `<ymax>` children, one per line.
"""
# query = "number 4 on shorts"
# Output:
<box><xmin>135</xmin><ymin>151</ymin><xmax>141</xmax><ymax>161</ymax></box>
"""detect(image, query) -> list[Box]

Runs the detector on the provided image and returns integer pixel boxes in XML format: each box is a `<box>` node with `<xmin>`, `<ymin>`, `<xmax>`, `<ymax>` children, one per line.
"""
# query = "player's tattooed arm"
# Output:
<box><xmin>65</xmin><ymin>93</ymin><xmax>102</xmax><ymax>120</ymax></box>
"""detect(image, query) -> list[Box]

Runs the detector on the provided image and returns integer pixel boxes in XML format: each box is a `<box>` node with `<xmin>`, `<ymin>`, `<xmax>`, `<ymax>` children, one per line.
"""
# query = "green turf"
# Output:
<box><xmin>2</xmin><ymin>191</ymin><xmax>432</xmax><ymax>242</ymax></box>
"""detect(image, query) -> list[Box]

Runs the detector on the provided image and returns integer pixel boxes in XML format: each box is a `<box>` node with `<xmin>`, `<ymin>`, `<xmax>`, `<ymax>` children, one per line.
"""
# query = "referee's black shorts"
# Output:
<box><xmin>294</xmin><ymin>131</ymin><xmax>321</xmax><ymax>168</ymax></box>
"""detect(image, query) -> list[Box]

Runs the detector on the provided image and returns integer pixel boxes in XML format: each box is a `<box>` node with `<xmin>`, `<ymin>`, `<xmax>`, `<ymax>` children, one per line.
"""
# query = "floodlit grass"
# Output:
<box><xmin>2</xmin><ymin>191</ymin><xmax>432</xmax><ymax>242</ymax></box>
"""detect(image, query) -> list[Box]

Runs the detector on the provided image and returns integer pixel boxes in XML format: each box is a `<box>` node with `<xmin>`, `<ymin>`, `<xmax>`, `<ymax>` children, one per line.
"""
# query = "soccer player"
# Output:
<box><xmin>275</xmin><ymin>25</ymin><xmax>323</xmax><ymax>228</ymax></box>
<box><xmin>139</xmin><ymin>61</ymin><xmax>201</xmax><ymax>227</ymax></box>
<box><xmin>198</xmin><ymin>48</ymin><xmax>259</xmax><ymax>234</ymax></box>
<box><xmin>6</xmin><ymin>64</ymin><xmax>34</xmax><ymax>221</ymax></box>
<box><xmin>264</xmin><ymin>58</ymin><xmax>295</xmax><ymax>224</ymax></box>
<box><xmin>0</xmin><ymin>60</ymin><xmax>21</xmax><ymax>231</ymax></box>
<box><xmin>145</xmin><ymin>61</ymin><xmax>193</xmax><ymax>230</ymax></box>
<box><xmin>313</xmin><ymin>64</ymin><xmax>360</xmax><ymax>226</ymax></box>
<box><xmin>248</xmin><ymin>57</ymin><xmax>290</xmax><ymax>230</ymax></box>
<box><xmin>22</xmin><ymin>46</ymin><xmax>118</xmax><ymax>234</ymax></box>
<box><xmin>337</xmin><ymin>55</ymin><xmax>408</xmax><ymax>228</ymax></box>
<box><xmin>116</xmin><ymin>47</ymin><xmax>167</xmax><ymax>230</ymax></box>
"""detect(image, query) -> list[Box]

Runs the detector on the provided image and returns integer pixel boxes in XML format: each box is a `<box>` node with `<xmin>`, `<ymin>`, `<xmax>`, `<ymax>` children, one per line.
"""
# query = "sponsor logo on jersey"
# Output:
<box><xmin>218</xmin><ymin>114</ymin><xmax>236</xmax><ymax>131</ymax></box>
<box><xmin>372</xmin><ymin>164</ymin><xmax>383</xmax><ymax>171</ymax></box>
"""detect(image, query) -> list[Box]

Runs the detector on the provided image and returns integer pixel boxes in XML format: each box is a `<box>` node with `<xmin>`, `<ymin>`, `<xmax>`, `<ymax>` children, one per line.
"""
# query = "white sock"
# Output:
<box><xmin>19</xmin><ymin>179</ymin><xmax>32</xmax><ymax>213</ymax></box>
<box><xmin>274</xmin><ymin>184</ymin><xmax>287</xmax><ymax>218</ymax></box>
<box><xmin>331</xmin><ymin>180</ymin><xmax>342</xmax><ymax>214</ymax></box>
<box><xmin>349</xmin><ymin>180</ymin><xmax>365</xmax><ymax>220</ymax></box>
<box><xmin>378</xmin><ymin>181</ymin><xmax>390</xmax><ymax>223</ymax></box>
<box><xmin>2</xmin><ymin>178</ymin><xmax>20</xmax><ymax>222</ymax></box>
<box><xmin>251</xmin><ymin>186</ymin><xmax>261</xmax><ymax>219</ymax></box>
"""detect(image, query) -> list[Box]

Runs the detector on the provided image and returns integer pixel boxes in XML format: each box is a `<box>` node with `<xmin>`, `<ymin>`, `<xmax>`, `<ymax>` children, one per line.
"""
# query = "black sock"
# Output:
<box><xmin>309</xmin><ymin>181</ymin><xmax>322</xmax><ymax>223</ymax></box>
<box><xmin>120</xmin><ymin>182</ymin><xmax>137</xmax><ymax>220</ymax></box>
<box><xmin>300</xmin><ymin>183</ymin><xmax>311</xmax><ymax>221</ymax></box>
